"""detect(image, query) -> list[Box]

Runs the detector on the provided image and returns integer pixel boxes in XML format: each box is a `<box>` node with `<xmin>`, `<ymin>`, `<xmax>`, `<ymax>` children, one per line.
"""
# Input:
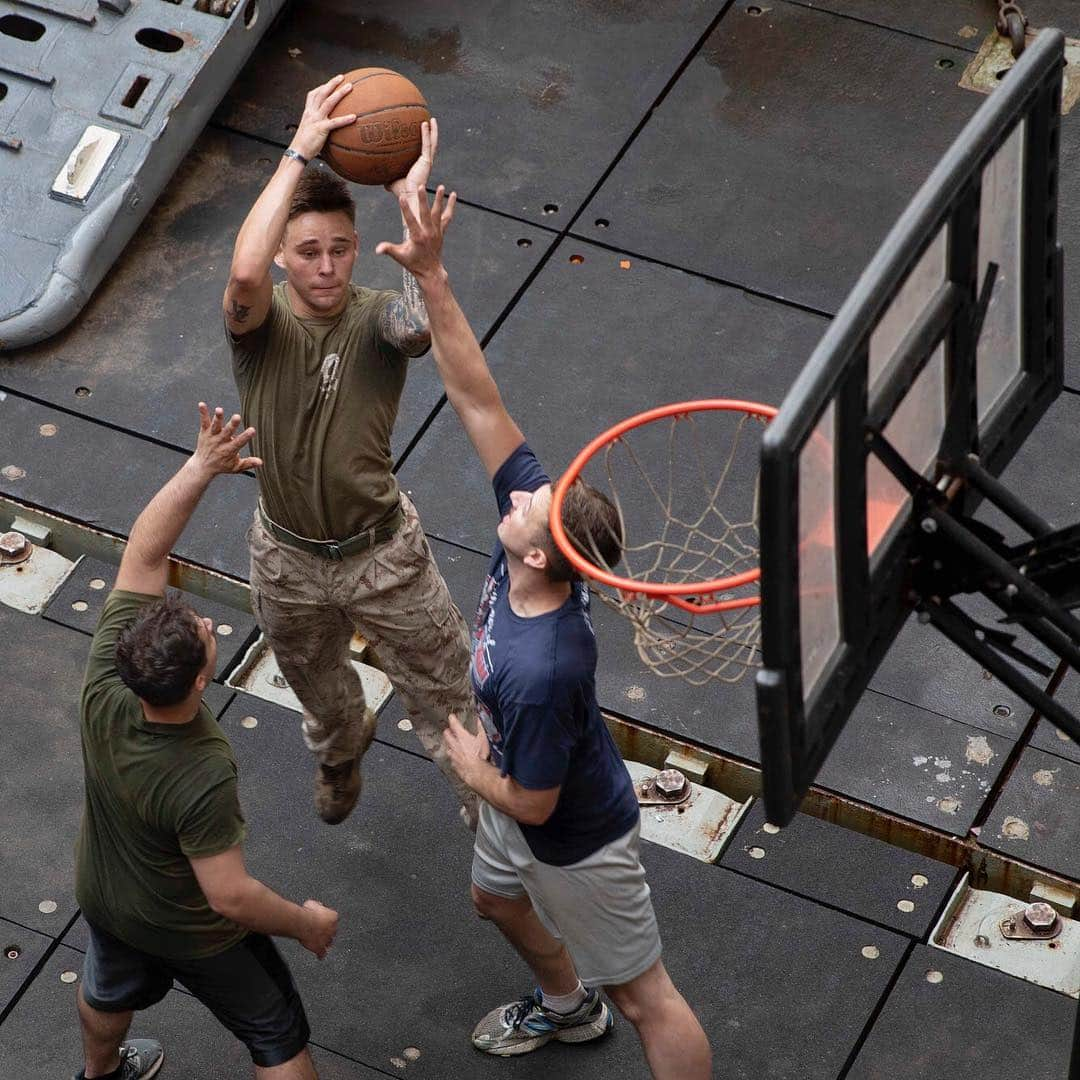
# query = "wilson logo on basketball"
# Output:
<box><xmin>357</xmin><ymin>118</ymin><xmax>420</xmax><ymax>147</ymax></box>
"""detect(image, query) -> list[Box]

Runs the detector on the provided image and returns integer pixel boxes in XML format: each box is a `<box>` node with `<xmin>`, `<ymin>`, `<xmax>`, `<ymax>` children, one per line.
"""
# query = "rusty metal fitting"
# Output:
<box><xmin>654</xmin><ymin>769</ymin><xmax>690</xmax><ymax>799</ymax></box>
<box><xmin>996</xmin><ymin>1</ymin><xmax>1028</xmax><ymax>60</ymax></box>
<box><xmin>0</xmin><ymin>531</ymin><xmax>31</xmax><ymax>563</ymax></box>
<box><xmin>1022</xmin><ymin>901</ymin><xmax>1059</xmax><ymax>934</ymax></box>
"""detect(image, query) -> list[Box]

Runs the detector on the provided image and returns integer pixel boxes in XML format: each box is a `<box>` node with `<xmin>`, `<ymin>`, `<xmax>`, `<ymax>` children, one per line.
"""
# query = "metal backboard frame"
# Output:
<box><xmin>756</xmin><ymin>30</ymin><xmax>1066</xmax><ymax>827</ymax></box>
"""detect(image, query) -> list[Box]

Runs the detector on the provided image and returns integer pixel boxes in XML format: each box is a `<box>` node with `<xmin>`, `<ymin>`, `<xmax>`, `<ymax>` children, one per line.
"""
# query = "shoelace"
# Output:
<box><xmin>501</xmin><ymin>994</ymin><xmax>540</xmax><ymax>1031</ymax></box>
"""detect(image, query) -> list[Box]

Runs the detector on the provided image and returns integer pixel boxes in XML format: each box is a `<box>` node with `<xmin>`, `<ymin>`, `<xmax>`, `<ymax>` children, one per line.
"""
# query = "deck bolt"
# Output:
<box><xmin>0</xmin><ymin>531</ymin><xmax>29</xmax><ymax>558</ymax></box>
<box><xmin>654</xmin><ymin>769</ymin><xmax>689</xmax><ymax>799</ymax></box>
<box><xmin>1023</xmin><ymin>902</ymin><xmax>1059</xmax><ymax>933</ymax></box>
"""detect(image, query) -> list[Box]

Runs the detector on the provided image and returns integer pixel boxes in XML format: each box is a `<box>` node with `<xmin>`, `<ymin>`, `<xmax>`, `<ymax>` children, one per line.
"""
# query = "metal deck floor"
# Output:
<box><xmin>1</xmin><ymin>1</ymin><xmax>1078</xmax><ymax>1076</ymax></box>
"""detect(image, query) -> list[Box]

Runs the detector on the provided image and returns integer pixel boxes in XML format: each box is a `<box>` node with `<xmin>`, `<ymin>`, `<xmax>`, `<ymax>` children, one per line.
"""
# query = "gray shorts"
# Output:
<box><xmin>471</xmin><ymin>801</ymin><xmax>662</xmax><ymax>986</ymax></box>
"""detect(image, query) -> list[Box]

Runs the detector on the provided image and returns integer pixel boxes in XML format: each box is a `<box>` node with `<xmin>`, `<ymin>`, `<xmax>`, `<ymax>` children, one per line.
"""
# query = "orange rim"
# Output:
<box><xmin>549</xmin><ymin>399</ymin><xmax>777</xmax><ymax>614</ymax></box>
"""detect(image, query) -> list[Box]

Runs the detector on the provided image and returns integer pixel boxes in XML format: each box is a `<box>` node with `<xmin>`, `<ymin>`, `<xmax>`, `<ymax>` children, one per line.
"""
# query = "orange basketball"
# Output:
<box><xmin>324</xmin><ymin>68</ymin><xmax>430</xmax><ymax>185</ymax></box>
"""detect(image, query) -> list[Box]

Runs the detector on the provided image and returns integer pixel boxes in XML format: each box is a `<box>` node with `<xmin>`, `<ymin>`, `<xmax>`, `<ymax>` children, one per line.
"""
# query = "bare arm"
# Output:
<box><xmin>443</xmin><ymin>715</ymin><xmax>560</xmax><ymax>825</ymax></box>
<box><xmin>377</xmin><ymin>242</ymin><xmax>432</xmax><ymax>357</ymax></box>
<box><xmin>190</xmin><ymin>846</ymin><xmax>338</xmax><ymax>958</ymax></box>
<box><xmin>376</xmin><ymin>118</ymin><xmax>443</xmax><ymax>357</ymax></box>
<box><xmin>377</xmin><ymin>181</ymin><xmax>524</xmax><ymax>478</ymax></box>
<box><xmin>115</xmin><ymin>404</ymin><xmax>261</xmax><ymax>597</ymax></box>
<box><xmin>223</xmin><ymin>75</ymin><xmax>357</xmax><ymax>336</ymax></box>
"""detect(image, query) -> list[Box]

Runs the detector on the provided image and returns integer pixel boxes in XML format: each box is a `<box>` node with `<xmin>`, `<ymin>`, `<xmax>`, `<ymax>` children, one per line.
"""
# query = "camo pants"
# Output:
<box><xmin>247</xmin><ymin>494</ymin><xmax>478</xmax><ymax>827</ymax></box>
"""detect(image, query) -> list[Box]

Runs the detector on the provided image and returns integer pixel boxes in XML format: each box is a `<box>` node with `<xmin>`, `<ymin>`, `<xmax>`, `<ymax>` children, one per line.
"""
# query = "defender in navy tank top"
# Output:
<box><xmin>377</xmin><ymin>182</ymin><xmax>712</xmax><ymax>1078</ymax></box>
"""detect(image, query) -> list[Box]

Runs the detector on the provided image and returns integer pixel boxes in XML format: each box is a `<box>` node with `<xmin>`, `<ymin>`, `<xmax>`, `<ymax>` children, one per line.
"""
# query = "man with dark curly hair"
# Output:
<box><xmin>74</xmin><ymin>405</ymin><xmax>337</xmax><ymax>1080</ymax></box>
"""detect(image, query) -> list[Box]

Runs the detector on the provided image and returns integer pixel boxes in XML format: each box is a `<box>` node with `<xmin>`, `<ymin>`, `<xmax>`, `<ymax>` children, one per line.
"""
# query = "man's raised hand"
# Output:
<box><xmin>193</xmin><ymin>403</ymin><xmax>262</xmax><ymax>477</ymax></box>
<box><xmin>376</xmin><ymin>184</ymin><xmax>458</xmax><ymax>280</ymax></box>
<box><xmin>289</xmin><ymin>75</ymin><xmax>356</xmax><ymax>162</ymax></box>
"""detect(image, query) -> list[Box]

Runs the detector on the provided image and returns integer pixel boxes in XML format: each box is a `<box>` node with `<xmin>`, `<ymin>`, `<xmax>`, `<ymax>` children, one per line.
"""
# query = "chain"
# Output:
<box><xmin>996</xmin><ymin>0</ymin><xmax>1028</xmax><ymax>60</ymax></box>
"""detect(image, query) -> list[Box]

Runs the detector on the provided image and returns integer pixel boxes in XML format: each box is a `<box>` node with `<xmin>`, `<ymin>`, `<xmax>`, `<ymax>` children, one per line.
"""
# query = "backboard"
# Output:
<box><xmin>756</xmin><ymin>30</ymin><xmax>1066</xmax><ymax>827</ymax></box>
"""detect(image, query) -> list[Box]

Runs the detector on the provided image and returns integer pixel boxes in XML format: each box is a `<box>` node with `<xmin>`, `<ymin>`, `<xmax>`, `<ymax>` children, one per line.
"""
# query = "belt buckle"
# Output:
<box><xmin>326</xmin><ymin>542</ymin><xmax>344</xmax><ymax>561</ymax></box>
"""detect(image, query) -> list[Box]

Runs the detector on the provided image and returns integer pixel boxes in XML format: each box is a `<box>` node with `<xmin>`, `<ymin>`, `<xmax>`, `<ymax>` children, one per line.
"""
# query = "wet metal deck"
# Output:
<box><xmin>1</xmin><ymin>1</ymin><xmax>1078</xmax><ymax>1076</ymax></box>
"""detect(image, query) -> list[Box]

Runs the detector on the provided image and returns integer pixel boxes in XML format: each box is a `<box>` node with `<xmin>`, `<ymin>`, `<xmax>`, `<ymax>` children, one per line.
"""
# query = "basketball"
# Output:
<box><xmin>324</xmin><ymin>68</ymin><xmax>430</xmax><ymax>186</ymax></box>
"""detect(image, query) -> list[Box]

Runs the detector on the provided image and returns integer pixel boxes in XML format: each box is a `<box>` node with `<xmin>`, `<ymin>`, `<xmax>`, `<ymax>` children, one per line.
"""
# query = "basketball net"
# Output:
<box><xmin>550</xmin><ymin>401</ymin><xmax>773</xmax><ymax>687</ymax></box>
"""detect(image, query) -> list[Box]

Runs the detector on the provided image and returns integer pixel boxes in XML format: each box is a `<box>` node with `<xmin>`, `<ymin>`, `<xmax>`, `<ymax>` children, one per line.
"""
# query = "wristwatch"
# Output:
<box><xmin>282</xmin><ymin>148</ymin><xmax>309</xmax><ymax>167</ymax></box>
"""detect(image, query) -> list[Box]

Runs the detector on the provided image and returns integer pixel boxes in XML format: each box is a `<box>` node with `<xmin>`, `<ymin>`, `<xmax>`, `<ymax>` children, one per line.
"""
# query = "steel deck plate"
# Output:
<box><xmin>721</xmin><ymin>801</ymin><xmax>960</xmax><ymax>936</ymax></box>
<box><xmin>0</xmin><ymin>605</ymin><xmax>87</xmax><ymax>937</ymax></box>
<box><xmin>0</xmin><ymin>126</ymin><xmax>552</xmax><ymax>460</ymax></box>
<box><xmin>0</xmin><ymin>945</ymin><xmax>388</xmax><ymax>1078</ymax></box>
<box><xmin>816</xmin><ymin>692</ymin><xmax>1013</xmax><ymax>833</ymax></box>
<box><xmin>846</xmin><ymin>944</ymin><xmax>1072</xmax><ymax>1079</ymax></box>
<box><xmin>43</xmin><ymin>556</ymin><xmax>257</xmax><ymax>679</ymax></box>
<box><xmin>216</xmin><ymin>695</ymin><xmax>909</xmax><ymax>1078</ymax></box>
<box><xmin>0</xmin><ymin>918</ymin><xmax>51</xmax><ymax>1013</ymax></box>
<box><xmin>214</xmin><ymin>0</ymin><xmax>720</xmax><ymax>227</ymax></box>
<box><xmin>398</xmin><ymin>235</ymin><xmax>827</xmax><ymax>553</ymax></box>
<box><xmin>977</xmin><ymin>394</ymin><xmax>1080</xmax><ymax>542</ymax></box>
<box><xmin>577</xmin><ymin>2</ymin><xmax>981</xmax><ymax>313</ymax></box>
<box><xmin>0</xmin><ymin>394</ymin><xmax>254</xmax><ymax>580</ymax></box>
<box><xmin>979</xmin><ymin>745</ymin><xmax>1080</xmax><ymax>880</ymax></box>
<box><xmin>869</xmin><ymin>599</ymin><xmax>1042</xmax><ymax>742</ymax></box>
<box><xmin>787</xmin><ymin>1</ymin><xmax>1080</xmax><ymax>44</ymax></box>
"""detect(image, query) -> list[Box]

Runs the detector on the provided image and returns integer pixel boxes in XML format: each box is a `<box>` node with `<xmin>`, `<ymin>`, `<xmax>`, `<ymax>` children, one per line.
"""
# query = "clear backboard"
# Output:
<box><xmin>756</xmin><ymin>30</ymin><xmax>1067</xmax><ymax>827</ymax></box>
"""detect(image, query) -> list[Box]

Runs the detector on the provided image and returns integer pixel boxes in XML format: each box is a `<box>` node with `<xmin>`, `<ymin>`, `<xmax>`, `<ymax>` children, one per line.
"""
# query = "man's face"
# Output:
<box><xmin>497</xmin><ymin>484</ymin><xmax>553</xmax><ymax>567</ymax></box>
<box><xmin>276</xmin><ymin>210</ymin><xmax>359</xmax><ymax>316</ymax></box>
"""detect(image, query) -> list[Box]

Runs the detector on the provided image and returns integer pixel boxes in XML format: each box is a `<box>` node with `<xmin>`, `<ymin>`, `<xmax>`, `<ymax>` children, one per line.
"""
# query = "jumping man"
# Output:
<box><xmin>223</xmin><ymin>77</ymin><xmax>477</xmax><ymax>827</ymax></box>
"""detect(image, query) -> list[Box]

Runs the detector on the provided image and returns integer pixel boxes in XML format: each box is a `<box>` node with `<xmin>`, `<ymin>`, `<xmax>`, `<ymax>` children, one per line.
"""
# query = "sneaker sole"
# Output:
<box><xmin>473</xmin><ymin>1006</ymin><xmax>613</xmax><ymax>1056</ymax></box>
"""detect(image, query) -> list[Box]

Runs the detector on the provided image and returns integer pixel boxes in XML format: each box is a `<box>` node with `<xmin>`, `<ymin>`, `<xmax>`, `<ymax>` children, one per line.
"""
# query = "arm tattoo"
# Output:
<box><xmin>379</xmin><ymin>224</ymin><xmax>431</xmax><ymax>356</ymax></box>
<box><xmin>228</xmin><ymin>298</ymin><xmax>252</xmax><ymax>325</ymax></box>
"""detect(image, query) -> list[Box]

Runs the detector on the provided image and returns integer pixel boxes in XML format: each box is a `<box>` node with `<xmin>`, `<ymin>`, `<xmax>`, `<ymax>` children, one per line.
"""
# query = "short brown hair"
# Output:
<box><xmin>539</xmin><ymin>479</ymin><xmax>623</xmax><ymax>584</ymax></box>
<box><xmin>115</xmin><ymin>596</ymin><xmax>207</xmax><ymax>707</ymax></box>
<box><xmin>288</xmin><ymin>167</ymin><xmax>356</xmax><ymax>225</ymax></box>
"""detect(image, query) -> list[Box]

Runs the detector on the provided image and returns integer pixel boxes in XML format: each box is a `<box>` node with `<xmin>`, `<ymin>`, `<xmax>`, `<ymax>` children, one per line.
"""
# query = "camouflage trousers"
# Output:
<box><xmin>247</xmin><ymin>494</ymin><xmax>479</xmax><ymax>828</ymax></box>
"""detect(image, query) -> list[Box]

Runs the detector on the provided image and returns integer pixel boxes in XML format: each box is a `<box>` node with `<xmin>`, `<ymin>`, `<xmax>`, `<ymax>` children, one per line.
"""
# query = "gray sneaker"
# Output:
<box><xmin>472</xmin><ymin>988</ymin><xmax>612</xmax><ymax>1056</ymax></box>
<box><xmin>76</xmin><ymin>1038</ymin><xmax>164</xmax><ymax>1079</ymax></box>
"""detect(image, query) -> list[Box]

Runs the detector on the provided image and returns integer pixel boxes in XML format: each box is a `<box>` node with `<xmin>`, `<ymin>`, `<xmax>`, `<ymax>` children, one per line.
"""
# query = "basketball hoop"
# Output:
<box><xmin>550</xmin><ymin>399</ymin><xmax>776</xmax><ymax>686</ymax></box>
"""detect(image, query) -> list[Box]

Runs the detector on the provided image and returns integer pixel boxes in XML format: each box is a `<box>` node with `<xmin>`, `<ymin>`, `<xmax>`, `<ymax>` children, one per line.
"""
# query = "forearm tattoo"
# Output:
<box><xmin>229</xmin><ymin>298</ymin><xmax>251</xmax><ymax>324</ymax></box>
<box><xmin>379</xmin><ymin>224</ymin><xmax>431</xmax><ymax>356</ymax></box>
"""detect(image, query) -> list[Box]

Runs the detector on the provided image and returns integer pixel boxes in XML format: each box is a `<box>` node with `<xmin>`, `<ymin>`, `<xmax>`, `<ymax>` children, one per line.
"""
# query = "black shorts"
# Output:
<box><xmin>81</xmin><ymin>921</ymin><xmax>310</xmax><ymax>1069</ymax></box>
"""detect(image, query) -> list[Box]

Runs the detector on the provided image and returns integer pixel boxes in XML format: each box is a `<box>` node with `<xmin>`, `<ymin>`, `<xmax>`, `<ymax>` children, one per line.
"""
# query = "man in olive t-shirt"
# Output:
<box><xmin>73</xmin><ymin>405</ymin><xmax>337</xmax><ymax>1080</ymax></box>
<box><xmin>224</xmin><ymin>76</ymin><xmax>477</xmax><ymax>828</ymax></box>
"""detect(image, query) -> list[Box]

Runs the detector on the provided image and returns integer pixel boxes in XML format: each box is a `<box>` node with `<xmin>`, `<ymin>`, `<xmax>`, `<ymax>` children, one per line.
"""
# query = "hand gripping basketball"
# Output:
<box><xmin>289</xmin><ymin>75</ymin><xmax>358</xmax><ymax>163</ymax></box>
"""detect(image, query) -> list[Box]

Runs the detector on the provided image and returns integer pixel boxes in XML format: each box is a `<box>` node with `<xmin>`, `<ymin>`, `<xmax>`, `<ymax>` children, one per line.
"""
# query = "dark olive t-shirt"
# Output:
<box><xmin>75</xmin><ymin>590</ymin><xmax>248</xmax><ymax>960</ymax></box>
<box><xmin>229</xmin><ymin>282</ymin><xmax>411</xmax><ymax>541</ymax></box>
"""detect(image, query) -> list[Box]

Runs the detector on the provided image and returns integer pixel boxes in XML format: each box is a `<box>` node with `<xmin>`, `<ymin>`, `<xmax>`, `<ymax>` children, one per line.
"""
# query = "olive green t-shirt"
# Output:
<box><xmin>75</xmin><ymin>590</ymin><xmax>248</xmax><ymax>960</ymax></box>
<box><xmin>229</xmin><ymin>282</ymin><xmax>411</xmax><ymax>541</ymax></box>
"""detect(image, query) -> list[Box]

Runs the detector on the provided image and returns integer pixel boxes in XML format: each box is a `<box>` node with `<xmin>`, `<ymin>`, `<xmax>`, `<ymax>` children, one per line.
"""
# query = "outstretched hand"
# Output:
<box><xmin>192</xmin><ymin>403</ymin><xmax>263</xmax><ymax>477</ymax></box>
<box><xmin>375</xmin><ymin>184</ymin><xmax>457</xmax><ymax>280</ymax></box>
